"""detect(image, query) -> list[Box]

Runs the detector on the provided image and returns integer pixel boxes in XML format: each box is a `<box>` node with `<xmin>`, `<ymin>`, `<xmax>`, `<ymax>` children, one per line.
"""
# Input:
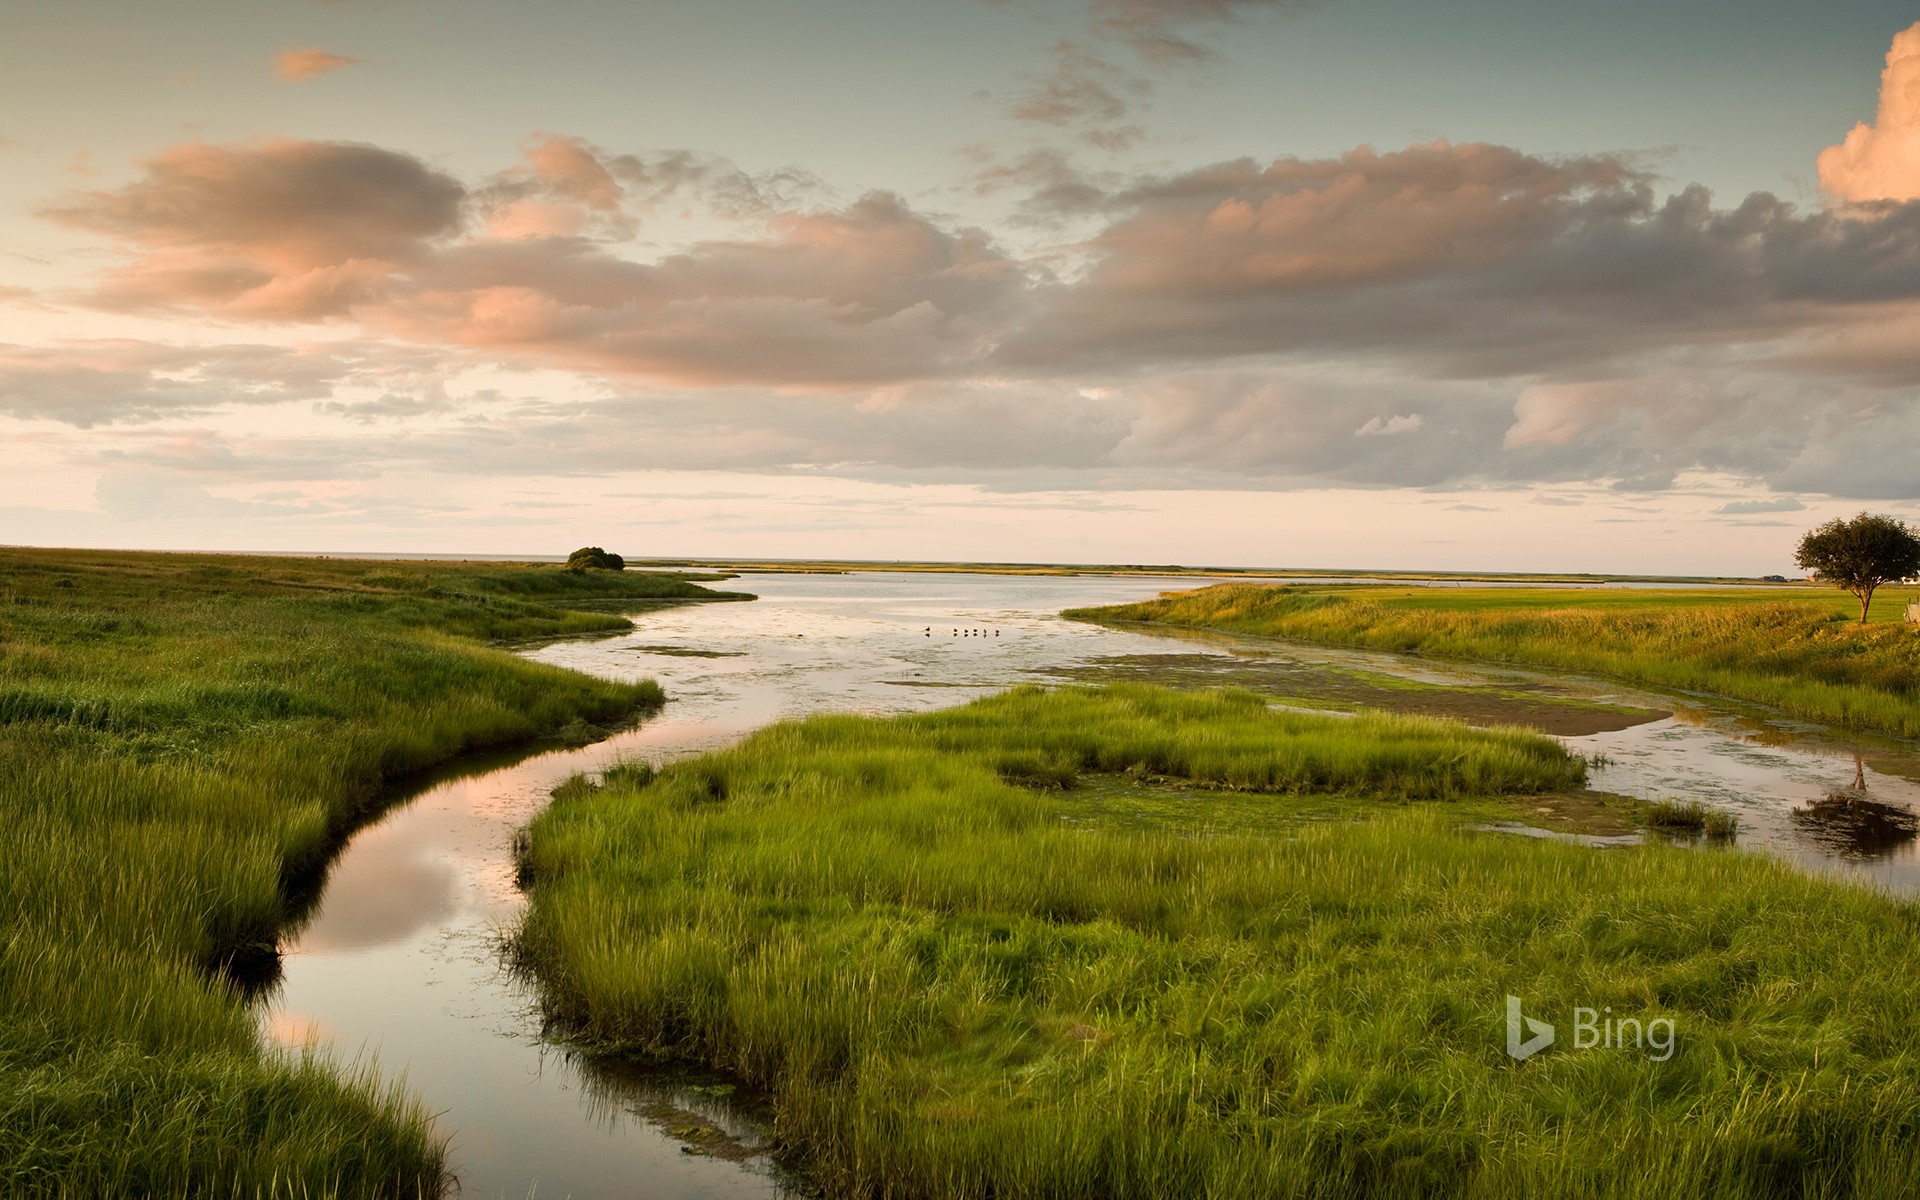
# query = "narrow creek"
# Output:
<box><xmin>258</xmin><ymin>572</ymin><xmax>1920</xmax><ymax>1199</ymax></box>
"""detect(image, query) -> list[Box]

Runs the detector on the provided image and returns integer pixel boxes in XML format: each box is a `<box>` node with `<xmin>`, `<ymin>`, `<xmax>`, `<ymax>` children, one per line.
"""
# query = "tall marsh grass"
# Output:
<box><xmin>515</xmin><ymin>687</ymin><xmax>1920</xmax><ymax>1197</ymax></box>
<box><xmin>0</xmin><ymin>547</ymin><xmax>713</xmax><ymax>1197</ymax></box>
<box><xmin>1069</xmin><ymin>583</ymin><xmax>1920</xmax><ymax>738</ymax></box>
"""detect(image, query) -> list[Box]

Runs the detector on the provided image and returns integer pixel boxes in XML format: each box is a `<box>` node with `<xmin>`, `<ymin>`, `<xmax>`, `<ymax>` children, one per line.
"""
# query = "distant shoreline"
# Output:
<box><xmin>0</xmin><ymin>543</ymin><xmax>1807</xmax><ymax>584</ymax></box>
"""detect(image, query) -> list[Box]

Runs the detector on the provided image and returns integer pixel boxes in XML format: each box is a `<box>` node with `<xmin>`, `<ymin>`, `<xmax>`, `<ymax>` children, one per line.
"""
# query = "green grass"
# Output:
<box><xmin>516</xmin><ymin>685</ymin><xmax>1920</xmax><ymax>1198</ymax></box>
<box><xmin>1642</xmin><ymin>799</ymin><xmax>1740</xmax><ymax>841</ymax></box>
<box><xmin>0</xmin><ymin>547</ymin><xmax>736</xmax><ymax>1198</ymax></box>
<box><xmin>1066</xmin><ymin>583</ymin><xmax>1920</xmax><ymax>739</ymax></box>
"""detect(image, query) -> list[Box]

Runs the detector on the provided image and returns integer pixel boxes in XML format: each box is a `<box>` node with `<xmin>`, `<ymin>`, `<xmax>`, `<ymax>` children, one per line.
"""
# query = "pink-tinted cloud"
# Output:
<box><xmin>45</xmin><ymin>139</ymin><xmax>1026</xmax><ymax>386</ymax></box>
<box><xmin>1818</xmin><ymin>23</ymin><xmax>1920</xmax><ymax>202</ymax></box>
<box><xmin>41</xmin><ymin>140</ymin><xmax>465</xmax><ymax>318</ymax></box>
<box><xmin>479</xmin><ymin>135</ymin><xmax>633</xmax><ymax>240</ymax></box>
<box><xmin>39</xmin><ymin>131</ymin><xmax>1920</xmax><ymax>503</ymax></box>
<box><xmin>275</xmin><ymin>48</ymin><xmax>358</xmax><ymax>82</ymax></box>
<box><xmin>393</xmin><ymin>192</ymin><xmax>1028</xmax><ymax>386</ymax></box>
<box><xmin>1001</xmin><ymin>141</ymin><xmax>1920</xmax><ymax>378</ymax></box>
<box><xmin>474</xmin><ymin>136</ymin><xmax>827</xmax><ymax>239</ymax></box>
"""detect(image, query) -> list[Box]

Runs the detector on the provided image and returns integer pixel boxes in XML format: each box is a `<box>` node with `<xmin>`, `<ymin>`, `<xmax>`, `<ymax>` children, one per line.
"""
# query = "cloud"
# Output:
<box><xmin>275</xmin><ymin>48</ymin><xmax>359</xmax><ymax>82</ymax></box>
<box><xmin>1355</xmin><ymin>413</ymin><xmax>1421</xmax><ymax>437</ymax></box>
<box><xmin>1091</xmin><ymin>0</ymin><xmax>1319</xmax><ymax>64</ymax></box>
<box><xmin>267</xmin><ymin>382</ymin><xmax>1133</xmax><ymax>483</ymax></box>
<box><xmin>392</xmin><ymin>191</ymin><xmax>1030</xmax><ymax>387</ymax></box>
<box><xmin>1001</xmin><ymin>141</ymin><xmax>1920</xmax><ymax>379</ymax></box>
<box><xmin>989</xmin><ymin>1</ymin><xmax>1320</xmax><ymax>152</ymax></box>
<box><xmin>476</xmin><ymin>136</ymin><xmax>824</xmax><ymax>238</ymax></box>
<box><xmin>42</xmin><ymin>139</ymin><xmax>465</xmax><ymax>318</ymax></box>
<box><xmin>1006</xmin><ymin>41</ymin><xmax>1148</xmax><ymax>149</ymax></box>
<box><xmin>966</xmin><ymin>146</ymin><xmax>1125</xmax><ymax>226</ymax></box>
<box><xmin>45</xmin><ymin>140</ymin><xmax>1028</xmax><ymax>387</ymax></box>
<box><xmin>1103</xmin><ymin>369</ymin><xmax>1517</xmax><ymax>487</ymax></box>
<box><xmin>478</xmin><ymin>135</ymin><xmax>635</xmax><ymax>240</ymax></box>
<box><xmin>1716</xmin><ymin>497</ymin><xmax>1805</xmax><ymax>514</ymax></box>
<box><xmin>1818</xmin><ymin>23</ymin><xmax>1920</xmax><ymax>202</ymax></box>
<box><xmin>313</xmin><ymin>390</ymin><xmax>457</xmax><ymax>422</ymax></box>
<box><xmin>33</xmin><ymin>128</ymin><xmax>1920</xmax><ymax>501</ymax></box>
<box><xmin>94</xmin><ymin>429</ymin><xmax>382</xmax><ymax>482</ymax></box>
<box><xmin>0</xmin><ymin>339</ymin><xmax>440</xmax><ymax>428</ymax></box>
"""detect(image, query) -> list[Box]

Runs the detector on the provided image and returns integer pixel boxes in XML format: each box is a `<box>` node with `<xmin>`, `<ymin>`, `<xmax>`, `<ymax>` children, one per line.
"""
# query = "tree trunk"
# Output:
<box><xmin>1861</xmin><ymin>586</ymin><xmax>1875</xmax><ymax>623</ymax></box>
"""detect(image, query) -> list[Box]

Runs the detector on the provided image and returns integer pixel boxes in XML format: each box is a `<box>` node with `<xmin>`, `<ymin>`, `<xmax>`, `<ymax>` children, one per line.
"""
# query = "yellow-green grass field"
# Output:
<box><xmin>1068</xmin><ymin>583</ymin><xmax>1920</xmax><ymax>738</ymax></box>
<box><xmin>0</xmin><ymin>547</ymin><xmax>739</xmax><ymax>1198</ymax></box>
<box><xmin>518</xmin><ymin>683</ymin><xmax>1920</xmax><ymax>1199</ymax></box>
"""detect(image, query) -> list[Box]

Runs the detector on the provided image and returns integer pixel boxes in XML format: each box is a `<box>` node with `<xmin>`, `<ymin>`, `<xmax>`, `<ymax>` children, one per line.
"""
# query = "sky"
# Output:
<box><xmin>5</xmin><ymin>0</ymin><xmax>1920</xmax><ymax>573</ymax></box>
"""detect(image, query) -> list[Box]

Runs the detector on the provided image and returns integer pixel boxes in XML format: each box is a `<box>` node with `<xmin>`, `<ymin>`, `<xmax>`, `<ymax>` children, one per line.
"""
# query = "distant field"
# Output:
<box><xmin>0</xmin><ymin>548</ymin><xmax>733</xmax><ymax>1197</ymax></box>
<box><xmin>1069</xmin><ymin>583</ymin><xmax>1920</xmax><ymax>737</ymax></box>
<box><xmin>520</xmin><ymin>684</ymin><xmax>1920</xmax><ymax>1199</ymax></box>
<box><xmin>635</xmin><ymin>556</ymin><xmax>1795</xmax><ymax>585</ymax></box>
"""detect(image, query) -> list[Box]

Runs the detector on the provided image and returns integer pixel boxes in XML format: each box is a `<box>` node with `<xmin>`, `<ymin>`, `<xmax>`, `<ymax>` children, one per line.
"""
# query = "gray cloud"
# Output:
<box><xmin>1000</xmin><ymin>142</ymin><xmax>1920</xmax><ymax>381</ymax></box>
<box><xmin>474</xmin><ymin>135</ymin><xmax>826</xmax><ymax>240</ymax></box>
<box><xmin>0</xmin><ymin>340</ymin><xmax>388</xmax><ymax>427</ymax></box>
<box><xmin>1090</xmin><ymin>0</ymin><xmax>1321</xmax><ymax>63</ymax></box>
<box><xmin>33</xmin><ymin>133</ymin><xmax>1920</xmax><ymax>502</ymax></box>
<box><xmin>1006</xmin><ymin>42</ymin><xmax>1149</xmax><ymax>149</ymax></box>
<box><xmin>993</xmin><ymin>1</ymin><xmax>1322</xmax><ymax>151</ymax></box>
<box><xmin>966</xmin><ymin>147</ymin><xmax>1126</xmax><ymax>229</ymax></box>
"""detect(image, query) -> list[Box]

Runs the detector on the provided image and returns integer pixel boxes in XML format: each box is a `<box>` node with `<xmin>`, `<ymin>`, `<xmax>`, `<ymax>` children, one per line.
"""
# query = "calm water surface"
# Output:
<box><xmin>260</xmin><ymin>572</ymin><xmax>1920</xmax><ymax>1199</ymax></box>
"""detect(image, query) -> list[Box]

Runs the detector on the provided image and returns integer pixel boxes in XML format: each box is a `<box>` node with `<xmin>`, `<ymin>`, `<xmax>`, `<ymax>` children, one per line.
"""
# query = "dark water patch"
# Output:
<box><xmin>547</xmin><ymin>1051</ymin><xmax>808</xmax><ymax>1188</ymax></box>
<box><xmin>1791</xmin><ymin>792</ymin><xmax>1920</xmax><ymax>860</ymax></box>
<box><xmin>632</xmin><ymin>644</ymin><xmax>748</xmax><ymax>657</ymax></box>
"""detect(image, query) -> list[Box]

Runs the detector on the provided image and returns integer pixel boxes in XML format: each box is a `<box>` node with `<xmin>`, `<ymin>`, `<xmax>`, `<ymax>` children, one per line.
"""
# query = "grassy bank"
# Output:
<box><xmin>0</xmin><ymin>547</ymin><xmax>740</xmax><ymax>1197</ymax></box>
<box><xmin>1067</xmin><ymin>584</ymin><xmax>1920</xmax><ymax>739</ymax></box>
<box><xmin>518</xmin><ymin>686</ymin><xmax>1920</xmax><ymax>1197</ymax></box>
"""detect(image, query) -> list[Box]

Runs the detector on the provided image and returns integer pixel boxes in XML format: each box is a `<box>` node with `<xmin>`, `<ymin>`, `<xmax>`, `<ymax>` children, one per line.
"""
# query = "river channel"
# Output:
<box><xmin>258</xmin><ymin>571</ymin><xmax>1920</xmax><ymax>1199</ymax></box>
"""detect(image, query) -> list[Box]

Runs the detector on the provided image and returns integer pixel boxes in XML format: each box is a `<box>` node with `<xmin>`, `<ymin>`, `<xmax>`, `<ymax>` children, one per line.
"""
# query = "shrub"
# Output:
<box><xmin>565</xmin><ymin>546</ymin><xmax>626</xmax><ymax>571</ymax></box>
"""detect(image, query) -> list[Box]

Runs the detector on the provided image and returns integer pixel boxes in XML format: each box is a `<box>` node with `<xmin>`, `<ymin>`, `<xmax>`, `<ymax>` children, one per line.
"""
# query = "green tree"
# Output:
<box><xmin>1794</xmin><ymin>512</ymin><xmax>1920</xmax><ymax>623</ymax></box>
<box><xmin>565</xmin><ymin>546</ymin><xmax>625</xmax><ymax>572</ymax></box>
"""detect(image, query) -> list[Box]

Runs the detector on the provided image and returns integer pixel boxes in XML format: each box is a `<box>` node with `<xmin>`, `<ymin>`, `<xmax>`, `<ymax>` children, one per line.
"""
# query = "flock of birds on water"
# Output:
<box><xmin>928</xmin><ymin>627</ymin><xmax>998</xmax><ymax>637</ymax></box>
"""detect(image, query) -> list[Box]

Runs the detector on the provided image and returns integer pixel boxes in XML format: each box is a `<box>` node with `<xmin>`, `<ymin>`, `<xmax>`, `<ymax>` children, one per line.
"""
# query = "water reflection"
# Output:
<box><xmin>293</xmin><ymin>812</ymin><xmax>461</xmax><ymax>953</ymax></box>
<box><xmin>1787</xmin><ymin>759</ymin><xmax>1920</xmax><ymax>860</ymax></box>
<box><xmin>264</xmin><ymin>572</ymin><xmax>1283</xmax><ymax>1200</ymax></box>
<box><xmin>1790</xmin><ymin>796</ymin><xmax>1920</xmax><ymax>859</ymax></box>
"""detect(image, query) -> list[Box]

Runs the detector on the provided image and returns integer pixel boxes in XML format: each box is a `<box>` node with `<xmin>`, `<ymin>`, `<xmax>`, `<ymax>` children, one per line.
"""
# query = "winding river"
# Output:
<box><xmin>258</xmin><ymin>572</ymin><xmax>1920</xmax><ymax>1199</ymax></box>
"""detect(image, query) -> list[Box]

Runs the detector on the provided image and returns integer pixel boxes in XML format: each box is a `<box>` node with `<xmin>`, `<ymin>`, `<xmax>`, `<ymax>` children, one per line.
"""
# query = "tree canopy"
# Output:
<box><xmin>565</xmin><ymin>546</ymin><xmax>625</xmax><ymax>572</ymax></box>
<box><xmin>1793</xmin><ymin>513</ymin><xmax>1920</xmax><ymax>623</ymax></box>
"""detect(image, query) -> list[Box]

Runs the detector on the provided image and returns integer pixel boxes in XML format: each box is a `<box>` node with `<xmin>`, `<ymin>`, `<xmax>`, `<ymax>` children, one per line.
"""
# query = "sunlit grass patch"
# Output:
<box><xmin>518</xmin><ymin>686</ymin><xmax>1920</xmax><ymax>1195</ymax></box>
<box><xmin>1069</xmin><ymin>583</ymin><xmax>1920</xmax><ymax>738</ymax></box>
